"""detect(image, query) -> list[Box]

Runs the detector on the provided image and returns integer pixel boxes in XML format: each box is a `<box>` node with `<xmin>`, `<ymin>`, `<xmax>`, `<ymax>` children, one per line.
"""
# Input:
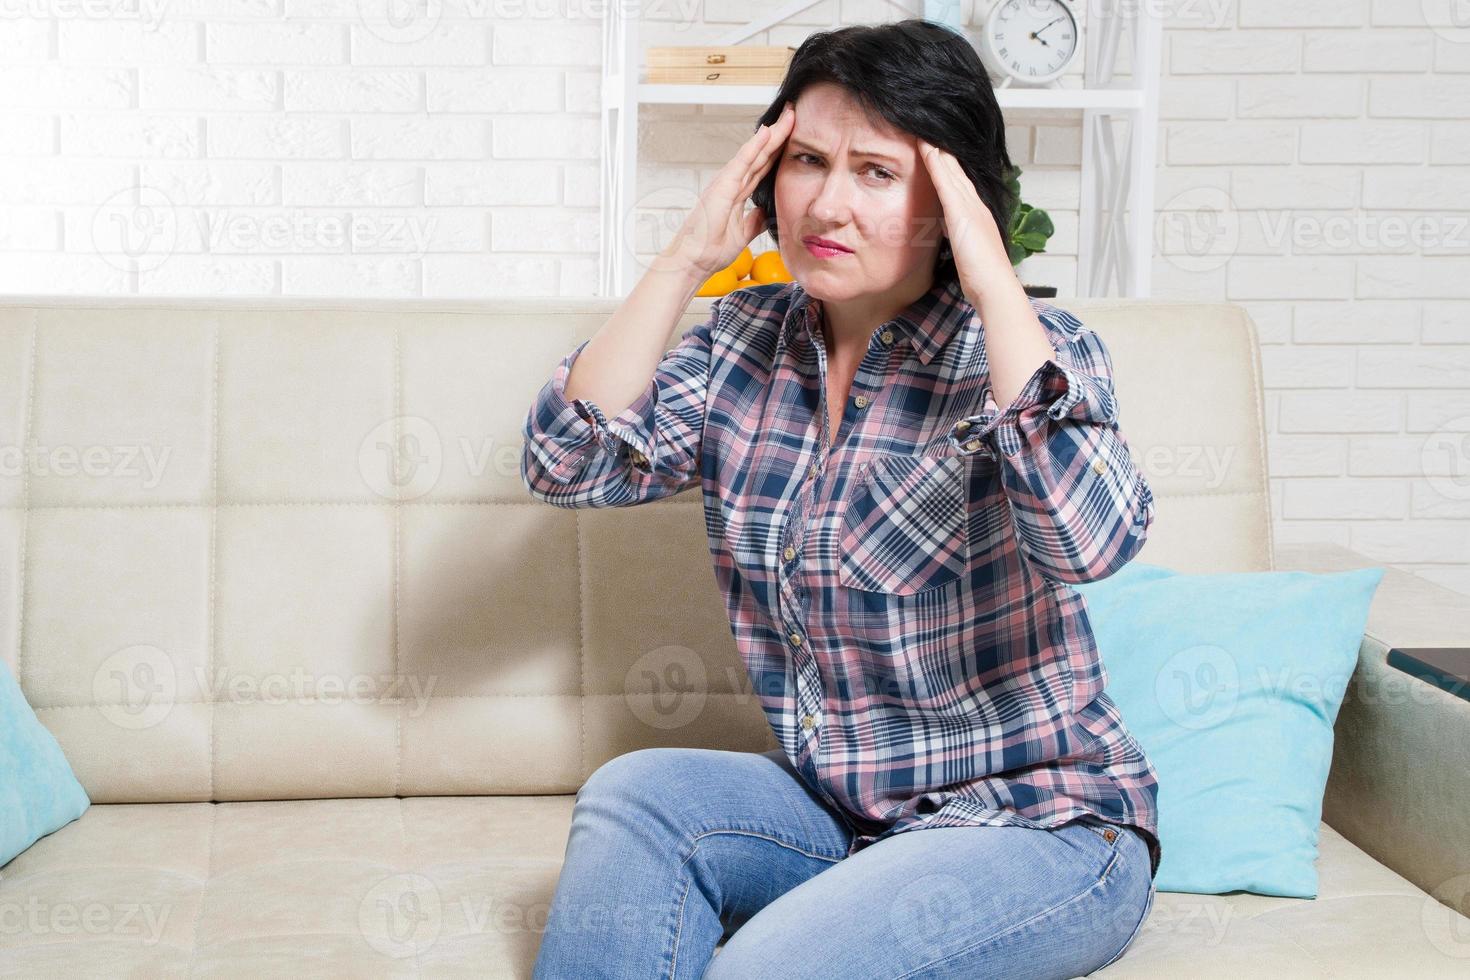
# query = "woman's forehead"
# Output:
<box><xmin>793</xmin><ymin>110</ymin><xmax>910</xmax><ymax>156</ymax></box>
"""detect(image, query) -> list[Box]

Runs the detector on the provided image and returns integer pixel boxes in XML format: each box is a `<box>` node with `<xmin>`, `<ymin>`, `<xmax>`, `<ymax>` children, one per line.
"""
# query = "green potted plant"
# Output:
<box><xmin>1005</xmin><ymin>165</ymin><xmax>1057</xmax><ymax>298</ymax></box>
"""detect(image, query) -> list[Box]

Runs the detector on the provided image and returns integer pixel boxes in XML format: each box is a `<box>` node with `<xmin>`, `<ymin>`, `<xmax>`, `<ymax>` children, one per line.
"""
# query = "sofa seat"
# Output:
<box><xmin>3</xmin><ymin>796</ymin><xmax>1468</xmax><ymax>978</ymax></box>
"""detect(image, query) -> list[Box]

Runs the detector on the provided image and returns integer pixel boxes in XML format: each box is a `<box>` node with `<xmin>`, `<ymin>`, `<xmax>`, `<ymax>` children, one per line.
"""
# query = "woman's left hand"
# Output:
<box><xmin>917</xmin><ymin>137</ymin><xmax>1018</xmax><ymax>308</ymax></box>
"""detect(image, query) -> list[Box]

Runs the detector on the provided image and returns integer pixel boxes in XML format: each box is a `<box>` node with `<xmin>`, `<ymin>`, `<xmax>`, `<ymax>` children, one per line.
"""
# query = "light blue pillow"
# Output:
<box><xmin>0</xmin><ymin>660</ymin><xmax>90</xmax><ymax>868</ymax></box>
<box><xmin>1071</xmin><ymin>561</ymin><xmax>1385</xmax><ymax>898</ymax></box>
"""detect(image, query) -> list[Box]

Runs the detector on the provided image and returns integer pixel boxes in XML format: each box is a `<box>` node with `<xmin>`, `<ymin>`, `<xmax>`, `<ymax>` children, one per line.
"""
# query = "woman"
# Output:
<box><xmin>522</xmin><ymin>19</ymin><xmax>1159</xmax><ymax>980</ymax></box>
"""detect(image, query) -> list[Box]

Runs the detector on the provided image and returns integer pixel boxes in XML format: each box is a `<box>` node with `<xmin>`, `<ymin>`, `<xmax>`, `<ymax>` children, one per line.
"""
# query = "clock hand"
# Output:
<box><xmin>1033</xmin><ymin>17</ymin><xmax>1065</xmax><ymax>37</ymax></box>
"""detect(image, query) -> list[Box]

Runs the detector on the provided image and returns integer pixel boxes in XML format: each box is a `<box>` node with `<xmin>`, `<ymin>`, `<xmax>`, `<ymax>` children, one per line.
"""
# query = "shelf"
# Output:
<box><xmin>636</xmin><ymin>82</ymin><xmax>1146</xmax><ymax>112</ymax></box>
<box><xmin>602</xmin><ymin>3</ymin><xmax>1163</xmax><ymax>297</ymax></box>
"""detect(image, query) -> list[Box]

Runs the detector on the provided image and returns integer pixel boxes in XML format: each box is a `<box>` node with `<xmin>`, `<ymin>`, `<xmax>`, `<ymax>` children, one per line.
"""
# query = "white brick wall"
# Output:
<box><xmin>1156</xmin><ymin>3</ymin><xmax>1470</xmax><ymax>596</ymax></box>
<box><xmin>0</xmin><ymin>3</ymin><xmax>1467</xmax><ymax>594</ymax></box>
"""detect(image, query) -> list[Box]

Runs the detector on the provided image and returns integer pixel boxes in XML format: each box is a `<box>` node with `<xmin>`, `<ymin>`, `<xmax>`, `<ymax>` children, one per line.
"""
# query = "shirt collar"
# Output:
<box><xmin>783</xmin><ymin>275</ymin><xmax>973</xmax><ymax>366</ymax></box>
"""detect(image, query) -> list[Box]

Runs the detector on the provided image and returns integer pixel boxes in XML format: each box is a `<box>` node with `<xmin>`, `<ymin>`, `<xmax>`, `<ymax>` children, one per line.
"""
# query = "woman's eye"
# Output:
<box><xmin>793</xmin><ymin>153</ymin><xmax>894</xmax><ymax>181</ymax></box>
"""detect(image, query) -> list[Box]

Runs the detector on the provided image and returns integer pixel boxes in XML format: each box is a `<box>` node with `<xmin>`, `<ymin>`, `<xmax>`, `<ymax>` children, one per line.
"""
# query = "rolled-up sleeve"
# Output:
<box><xmin>520</xmin><ymin>296</ymin><xmax>723</xmax><ymax>508</ymax></box>
<box><xmin>949</xmin><ymin>306</ymin><xmax>1154</xmax><ymax>584</ymax></box>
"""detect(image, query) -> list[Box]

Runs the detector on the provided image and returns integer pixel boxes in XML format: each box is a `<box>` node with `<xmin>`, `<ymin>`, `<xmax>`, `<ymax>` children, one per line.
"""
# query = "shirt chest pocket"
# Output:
<box><xmin>837</xmin><ymin>453</ymin><xmax>969</xmax><ymax>595</ymax></box>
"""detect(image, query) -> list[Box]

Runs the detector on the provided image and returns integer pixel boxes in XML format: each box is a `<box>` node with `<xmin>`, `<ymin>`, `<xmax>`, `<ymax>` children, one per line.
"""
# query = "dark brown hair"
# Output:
<box><xmin>748</xmin><ymin>19</ymin><xmax>1016</xmax><ymax>284</ymax></box>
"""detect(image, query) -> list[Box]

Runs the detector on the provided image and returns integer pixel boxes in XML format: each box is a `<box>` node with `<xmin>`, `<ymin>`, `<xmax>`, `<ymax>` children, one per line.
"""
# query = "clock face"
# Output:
<box><xmin>989</xmin><ymin>0</ymin><xmax>1078</xmax><ymax>81</ymax></box>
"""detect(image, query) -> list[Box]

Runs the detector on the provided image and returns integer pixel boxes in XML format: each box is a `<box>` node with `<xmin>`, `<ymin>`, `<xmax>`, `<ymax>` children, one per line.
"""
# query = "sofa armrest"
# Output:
<box><xmin>1274</xmin><ymin>542</ymin><xmax>1470</xmax><ymax>917</ymax></box>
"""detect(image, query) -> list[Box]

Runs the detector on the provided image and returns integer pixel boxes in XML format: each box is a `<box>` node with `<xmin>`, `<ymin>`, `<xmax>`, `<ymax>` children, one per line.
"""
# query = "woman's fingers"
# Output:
<box><xmin>919</xmin><ymin>138</ymin><xmax>974</xmax><ymax>243</ymax></box>
<box><xmin>733</xmin><ymin>116</ymin><xmax>776</xmax><ymax>172</ymax></box>
<box><xmin>741</xmin><ymin>204</ymin><xmax>766</xmax><ymax>245</ymax></box>
<box><xmin>710</xmin><ymin>113</ymin><xmax>780</xmax><ymax>210</ymax></box>
<box><xmin>740</xmin><ymin>102</ymin><xmax>794</xmax><ymax>194</ymax></box>
<box><xmin>676</xmin><ymin>102</ymin><xmax>792</xmax><ymax>274</ymax></box>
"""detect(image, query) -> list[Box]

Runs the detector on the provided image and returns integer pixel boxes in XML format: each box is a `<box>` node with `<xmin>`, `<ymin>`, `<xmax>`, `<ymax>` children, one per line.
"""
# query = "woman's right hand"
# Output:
<box><xmin>655</xmin><ymin>101</ymin><xmax>796</xmax><ymax>281</ymax></box>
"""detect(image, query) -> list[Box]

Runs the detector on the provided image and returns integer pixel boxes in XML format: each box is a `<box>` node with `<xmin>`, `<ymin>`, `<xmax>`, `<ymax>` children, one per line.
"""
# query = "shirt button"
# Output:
<box><xmin>801</xmin><ymin>713</ymin><xmax>816</xmax><ymax>731</ymax></box>
<box><xmin>879</xmin><ymin>329</ymin><xmax>894</xmax><ymax>345</ymax></box>
<box><xmin>854</xmin><ymin>395</ymin><xmax>869</xmax><ymax>409</ymax></box>
<box><xmin>808</xmin><ymin>465</ymin><xmax>818</xmax><ymax>481</ymax></box>
<box><xmin>789</xmin><ymin>632</ymin><xmax>803</xmax><ymax>647</ymax></box>
<box><xmin>1091</xmin><ymin>456</ymin><xmax>1107</xmax><ymax>476</ymax></box>
<box><xmin>783</xmin><ymin>545</ymin><xmax>796</xmax><ymax>561</ymax></box>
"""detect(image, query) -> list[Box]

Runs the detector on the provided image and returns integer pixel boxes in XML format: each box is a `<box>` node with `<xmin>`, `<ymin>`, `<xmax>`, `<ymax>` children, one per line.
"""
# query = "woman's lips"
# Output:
<box><xmin>803</xmin><ymin>238</ymin><xmax>852</xmax><ymax>259</ymax></box>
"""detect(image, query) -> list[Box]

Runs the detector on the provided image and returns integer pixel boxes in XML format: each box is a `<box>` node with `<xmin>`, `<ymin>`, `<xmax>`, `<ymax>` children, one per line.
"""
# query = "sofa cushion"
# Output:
<box><xmin>0</xmin><ymin>660</ymin><xmax>90</xmax><ymax>867</ymax></box>
<box><xmin>1</xmin><ymin>796</ymin><xmax>1467</xmax><ymax>977</ymax></box>
<box><xmin>1070</xmin><ymin>560</ymin><xmax>1385</xmax><ymax>898</ymax></box>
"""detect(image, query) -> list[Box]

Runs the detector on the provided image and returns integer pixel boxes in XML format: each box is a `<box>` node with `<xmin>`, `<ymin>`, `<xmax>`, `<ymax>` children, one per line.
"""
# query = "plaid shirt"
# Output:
<box><xmin>521</xmin><ymin>275</ymin><xmax>1161</xmax><ymax>879</ymax></box>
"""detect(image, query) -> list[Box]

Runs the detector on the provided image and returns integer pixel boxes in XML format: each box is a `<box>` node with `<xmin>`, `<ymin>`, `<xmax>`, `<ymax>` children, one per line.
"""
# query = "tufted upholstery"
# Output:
<box><xmin>1</xmin><ymin>294</ymin><xmax>1468</xmax><ymax>975</ymax></box>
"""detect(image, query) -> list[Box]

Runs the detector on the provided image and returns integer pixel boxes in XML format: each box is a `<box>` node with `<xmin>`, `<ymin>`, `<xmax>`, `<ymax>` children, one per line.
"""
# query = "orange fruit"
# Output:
<box><xmin>751</xmin><ymin>250</ymin><xmax>790</xmax><ymax>283</ymax></box>
<box><xmin>730</xmin><ymin>247</ymin><xmax>754</xmax><ymax>280</ymax></box>
<box><xmin>696</xmin><ymin>266</ymin><xmax>739</xmax><ymax>296</ymax></box>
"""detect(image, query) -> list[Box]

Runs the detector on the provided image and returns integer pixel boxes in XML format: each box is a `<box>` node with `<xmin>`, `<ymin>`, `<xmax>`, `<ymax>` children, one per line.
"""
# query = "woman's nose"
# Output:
<box><xmin>810</xmin><ymin>171</ymin><xmax>852</xmax><ymax>224</ymax></box>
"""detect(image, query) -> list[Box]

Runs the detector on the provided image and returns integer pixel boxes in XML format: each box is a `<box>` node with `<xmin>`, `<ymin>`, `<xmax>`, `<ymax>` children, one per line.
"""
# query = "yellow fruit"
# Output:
<box><xmin>731</xmin><ymin>247</ymin><xmax>754</xmax><ymax>279</ymax></box>
<box><xmin>696</xmin><ymin>266</ymin><xmax>739</xmax><ymax>296</ymax></box>
<box><xmin>751</xmin><ymin>250</ymin><xmax>790</xmax><ymax>283</ymax></box>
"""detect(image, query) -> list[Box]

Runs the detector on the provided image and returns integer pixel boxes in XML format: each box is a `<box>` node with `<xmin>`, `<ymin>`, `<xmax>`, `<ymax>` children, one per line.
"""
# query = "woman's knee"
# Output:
<box><xmin>577</xmin><ymin>746</ymin><xmax>708</xmax><ymax>815</ymax></box>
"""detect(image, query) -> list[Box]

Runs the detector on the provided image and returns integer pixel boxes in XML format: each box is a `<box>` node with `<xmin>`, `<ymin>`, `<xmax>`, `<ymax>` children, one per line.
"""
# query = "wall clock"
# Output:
<box><xmin>973</xmin><ymin>0</ymin><xmax>1081</xmax><ymax>87</ymax></box>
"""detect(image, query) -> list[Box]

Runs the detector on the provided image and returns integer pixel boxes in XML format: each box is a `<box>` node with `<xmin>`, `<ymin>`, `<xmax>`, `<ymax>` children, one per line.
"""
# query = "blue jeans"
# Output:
<box><xmin>531</xmin><ymin>746</ymin><xmax>1156</xmax><ymax>979</ymax></box>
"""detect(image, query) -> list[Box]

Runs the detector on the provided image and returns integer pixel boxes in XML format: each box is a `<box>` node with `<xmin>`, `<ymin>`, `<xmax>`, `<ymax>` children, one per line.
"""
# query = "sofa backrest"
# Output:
<box><xmin>0</xmin><ymin>295</ymin><xmax>1270</xmax><ymax>804</ymax></box>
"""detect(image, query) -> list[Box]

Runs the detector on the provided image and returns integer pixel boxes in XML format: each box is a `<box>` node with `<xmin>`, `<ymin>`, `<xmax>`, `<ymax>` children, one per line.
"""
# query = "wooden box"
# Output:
<box><xmin>645</xmin><ymin>45</ymin><xmax>796</xmax><ymax>85</ymax></box>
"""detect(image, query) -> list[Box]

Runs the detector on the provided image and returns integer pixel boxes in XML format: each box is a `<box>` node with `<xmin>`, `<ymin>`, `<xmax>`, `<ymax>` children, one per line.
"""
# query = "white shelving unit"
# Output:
<box><xmin>598</xmin><ymin>1</ymin><xmax>1163</xmax><ymax>299</ymax></box>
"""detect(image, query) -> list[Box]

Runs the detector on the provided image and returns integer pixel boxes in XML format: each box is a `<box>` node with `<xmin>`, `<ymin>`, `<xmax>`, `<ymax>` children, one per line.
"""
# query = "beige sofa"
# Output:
<box><xmin>1</xmin><ymin>293</ymin><xmax>1468</xmax><ymax>978</ymax></box>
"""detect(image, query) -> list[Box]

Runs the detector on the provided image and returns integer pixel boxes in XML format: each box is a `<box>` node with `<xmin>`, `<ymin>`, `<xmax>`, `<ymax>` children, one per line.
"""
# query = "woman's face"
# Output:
<box><xmin>773</xmin><ymin>82</ymin><xmax>945</xmax><ymax>306</ymax></box>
